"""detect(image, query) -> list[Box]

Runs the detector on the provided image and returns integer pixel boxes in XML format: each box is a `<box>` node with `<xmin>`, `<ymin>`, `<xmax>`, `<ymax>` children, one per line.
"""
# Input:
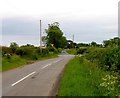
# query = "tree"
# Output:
<box><xmin>77</xmin><ymin>43</ymin><xmax>90</xmax><ymax>47</ymax></box>
<box><xmin>61</xmin><ymin>36</ymin><xmax>67</xmax><ymax>48</ymax></box>
<box><xmin>66</xmin><ymin>40</ymin><xmax>74</xmax><ymax>49</ymax></box>
<box><xmin>9</xmin><ymin>42</ymin><xmax>19</xmax><ymax>53</ymax></box>
<box><xmin>42</xmin><ymin>36</ymin><xmax>47</xmax><ymax>47</ymax></box>
<box><xmin>103</xmin><ymin>37</ymin><xmax>120</xmax><ymax>47</ymax></box>
<box><xmin>91</xmin><ymin>41</ymin><xmax>97</xmax><ymax>47</ymax></box>
<box><xmin>45</xmin><ymin>22</ymin><xmax>67</xmax><ymax>48</ymax></box>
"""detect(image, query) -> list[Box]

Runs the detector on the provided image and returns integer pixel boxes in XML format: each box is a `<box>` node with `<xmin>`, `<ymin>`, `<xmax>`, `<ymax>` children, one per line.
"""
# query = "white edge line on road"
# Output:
<box><xmin>11</xmin><ymin>71</ymin><xmax>36</xmax><ymax>87</ymax></box>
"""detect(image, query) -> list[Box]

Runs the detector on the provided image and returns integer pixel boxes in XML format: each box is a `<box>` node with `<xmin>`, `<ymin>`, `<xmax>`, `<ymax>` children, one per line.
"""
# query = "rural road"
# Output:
<box><xmin>2</xmin><ymin>54</ymin><xmax>74</xmax><ymax>96</ymax></box>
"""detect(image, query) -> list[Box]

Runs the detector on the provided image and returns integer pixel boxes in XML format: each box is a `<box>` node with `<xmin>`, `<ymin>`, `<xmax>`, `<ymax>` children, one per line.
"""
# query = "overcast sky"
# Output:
<box><xmin>1</xmin><ymin>0</ymin><xmax>119</xmax><ymax>46</ymax></box>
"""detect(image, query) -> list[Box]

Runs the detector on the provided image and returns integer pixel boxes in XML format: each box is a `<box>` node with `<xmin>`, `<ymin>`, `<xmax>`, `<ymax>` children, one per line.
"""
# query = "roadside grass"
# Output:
<box><xmin>58</xmin><ymin>56</ymin><xmax>107</xmax><ymax>96</ymax></box>
<box><xmin>1</xmin><ymin>54</ymin><xmax>58</xmax><ymax>72</ymax></box>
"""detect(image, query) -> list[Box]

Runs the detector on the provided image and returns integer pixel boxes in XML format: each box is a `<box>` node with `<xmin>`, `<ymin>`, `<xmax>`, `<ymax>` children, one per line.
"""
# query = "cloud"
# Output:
<box><xmin>2</xmin><ymin>16</ymin><xmax>117</xmax><ymax>46</ymax></box>
<box><xmin>2</xmin><ymin>0</ymin><xmax>118</xmax><ymax>19</ymax></box>
<box><xmin>1</xmin><ymin>0</ymin><xmax>118</xmax><ymax>46</ymax></box>
<box><xmin>2</xmin><ymin>34</ymin><xmax>40</xmax><ymax>46</ymax></box>
<box><xmin>2</xmin><ymin>17</ymin><xmax>39</xmax><ymax>35</ymax></box>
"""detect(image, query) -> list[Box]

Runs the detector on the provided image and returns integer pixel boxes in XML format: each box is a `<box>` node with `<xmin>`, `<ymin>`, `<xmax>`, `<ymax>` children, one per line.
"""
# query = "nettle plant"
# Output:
<box><xmin>100</xmin><ymin>72</ymin><xmax>120</xmax><ymax>96</ymax></box>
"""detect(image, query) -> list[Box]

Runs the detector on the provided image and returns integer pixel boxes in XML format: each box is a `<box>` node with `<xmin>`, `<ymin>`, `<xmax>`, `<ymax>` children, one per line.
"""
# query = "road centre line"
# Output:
<box><xmin>11</xmin><ymin>71</ymin><xmax>36</xmax><ymax>87</ymax></box>
<box><xmin>41</xmin><ymin>63</ymin><xmax>52</xmax><ymax>69</ymax></box>
<box><xmin>53</xmin><ymin>60</ymin><xmax>60</xmax><ymax>63</ymax></box>
<box><xmin>11</xmin><ymin>59</ymin><xmax>63</xmax><ymax>86</ymax></box>
<box><xmin>41</xmin><ymin>59</ymin><xmax>63</xmax><ymax>69</ymax></box>
<box><xmin>53</xmin><ymin>59</ymin><xmax>63</xmax><ymax>63</ymax></box>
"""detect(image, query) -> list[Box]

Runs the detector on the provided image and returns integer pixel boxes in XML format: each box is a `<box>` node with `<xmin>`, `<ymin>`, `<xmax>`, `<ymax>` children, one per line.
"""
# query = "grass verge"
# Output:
<box><xmin>1</xmin><ymin>54</ymin><xmax>58</xmax><ymax>72</ymax></box>
<box><xmin>58</xmin><ymin>56</ymin><xmax>108</xmax><ymax>96</ymax></box>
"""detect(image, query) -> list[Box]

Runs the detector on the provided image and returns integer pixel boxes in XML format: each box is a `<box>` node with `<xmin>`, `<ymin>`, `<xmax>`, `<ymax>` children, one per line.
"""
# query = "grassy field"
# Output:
<box><xmin>1</xmin><ymin>54</ymin><xmax>58</xmax><ymax>72</ymax></box>
<box><xmin>58</xmin><ymin>56</ymin><xmax>108</xmax><ymax>96</ymax></box>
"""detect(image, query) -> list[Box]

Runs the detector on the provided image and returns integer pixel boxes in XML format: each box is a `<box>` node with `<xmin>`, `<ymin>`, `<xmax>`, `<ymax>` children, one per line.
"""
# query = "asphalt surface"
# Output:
<box><xmin>2</xmin><ymin>54</ymin><xmax>74</xmax><ymax>96</ymax></box>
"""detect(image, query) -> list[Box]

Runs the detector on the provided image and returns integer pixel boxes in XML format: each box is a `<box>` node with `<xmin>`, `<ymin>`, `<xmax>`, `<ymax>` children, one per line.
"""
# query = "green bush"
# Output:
<box><xmin>36</xmin><ymin>47</ymin><xmax>42</xmax><ymax>54</ymax></box>
<box><xmin>16</xmin><ymin>47</ymin><xmax>35</xmax><ymax>57</ymax></box>
<box><xmin>48</xmin><ymin>45</ymin><xmax>54</xmax><ymax>51</ymax></box>
<box><xmin>66</xmin><ymin>48</ymin><xmax>76</xmax><ymax>55</ymax></box>
<box><xmin>77</xmin><ymin>47</ymin><xmax>88</xmax><ymax>54</ymax></box>
<box><xmin>41</xmin><ymin>48</ymin><xmax>49</xmax><ymax>56</ymax></box>
<box><xmin>58</xmin><ymin>48</ymin><xmax>62</xmax><ymax>53</ymax></box>
<box><xmin>48</xmin><ymin>46</ymin><xmax>58</xmax><ymax>53</ymax></box>
<box><xmin>30</xmin><ymin>53</ymin><xmax>38</xmax><ymax>60</ymax></box>
<box><xmin>10</xmin><ymin>42</ymin><xmax>19</xmax><ymax>53</ymax></box>
<box><xmin>36</xmin><ymin>47</ymin><xmax>49</xmax><ymax>56</ymax></box>
<box><xmin>100</xmin><ymin>72</ymin><xmax>120</xmax><ymax>96</ymax></box>
<box><xmin>16</xmin><ymin>48</ymin><xmax>25</xmax><ymax>56</ymax></box>
<box><xmin>6</xmin><ymin>54</ymin><xmax>11</xmax><ymax>59</ymax></box>
<box><xmin>2</xmin><ymin>46</ymin><xmax>12</xmax><ymax>56</ymax></box>
<box><xmin>85</xmin><ymin>48</ymin><xmax>104</xmax><ymax>63</ymax></box>
<box><xmin>103</xmin><ymin>47</ymin><xmax>119</xmax><ymax>70</ymax></box>
<box><xmin>85</xmin><ymin>47</ymin><xmax>120</xmax><ymax>71</ymax></box>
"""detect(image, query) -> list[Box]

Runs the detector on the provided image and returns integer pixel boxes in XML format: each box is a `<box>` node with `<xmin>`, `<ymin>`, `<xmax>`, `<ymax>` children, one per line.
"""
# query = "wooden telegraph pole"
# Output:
<box><xmin>40</xmin><ymin>20</ymin><xmax>42</xmax><ymax>54</ymax></box>
<box><xmin>73</xmin><ymin>34</ymin><xmax>74</xmax><ymax>43</ymax></box>
<box><xmin>73</xmin><ymin>34</ymin><xmax>74</xmax><ymax>48</ymax></box>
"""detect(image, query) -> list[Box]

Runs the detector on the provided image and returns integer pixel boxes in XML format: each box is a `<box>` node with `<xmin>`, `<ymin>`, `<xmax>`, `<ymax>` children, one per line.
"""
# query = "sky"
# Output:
<box><xmin>1</xmin><ymin>0</ymin><xmax>119</xmax><ymax>46</ymax></box>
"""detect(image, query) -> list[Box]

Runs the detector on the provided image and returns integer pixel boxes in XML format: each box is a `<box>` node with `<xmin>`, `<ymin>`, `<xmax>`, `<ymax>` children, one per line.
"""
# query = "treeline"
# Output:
<box><xmin>66</xmin><ymin>40</ymin><xmax>102</xmax><ymax>48</ymax></box>
<box><xmin>1</xmin><ymin>42</ymin><xmax>62</xmax><ymax>60</ymax></box>
<box><xmin>67</xmin><ymin>37</ymin><xmax>119</xmax><ymax>49</ymax></box>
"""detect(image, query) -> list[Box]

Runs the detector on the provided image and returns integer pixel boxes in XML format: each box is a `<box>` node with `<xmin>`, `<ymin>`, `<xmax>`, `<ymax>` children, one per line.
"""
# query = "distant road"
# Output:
<box><xmin>2</xmin><ymin>54</ymin><xmax>74</xmax><ymax>96</ymax></box>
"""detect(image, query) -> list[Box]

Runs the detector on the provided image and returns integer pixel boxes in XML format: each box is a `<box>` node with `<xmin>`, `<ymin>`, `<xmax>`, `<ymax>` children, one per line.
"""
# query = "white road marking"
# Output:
<box><xmin>41</xmin><ymin>59</ymin><xmax>63</xmax><ymax>69</ymax></box>
<box><xmin>53</xmin><ymin>59</ymin><xmax>62</xmax><ymax>63</ymax></box>
<box><xmin>11</xmin><ymin>71</ymin><xmax>36</xmax><ymax>86</ymax></box>
<box><xmin>53</xmin><ymin>61</ymin><xmax>58</xmax><ymax>63</ymax></box>
<box><xmin>41</xmin><ymin>64</ymin><xmax>51</xmax><ymax>69</ymax></box>
<box><xmin>11</xmin><ymin>59</ymin><xmax>64</xmax><ymax>86</ymax></box>
<box><xmin>53</xmin><ymin>60</ymin><xmax>59</xmax><ymax>63</ymax></box>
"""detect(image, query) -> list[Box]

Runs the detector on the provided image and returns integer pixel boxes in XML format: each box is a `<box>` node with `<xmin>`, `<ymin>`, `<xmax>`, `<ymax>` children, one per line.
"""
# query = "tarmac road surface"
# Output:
<box><xmin>2</xmin><ymin>54</ymin><xmax>74</xmax><ymax>96</ymax></box>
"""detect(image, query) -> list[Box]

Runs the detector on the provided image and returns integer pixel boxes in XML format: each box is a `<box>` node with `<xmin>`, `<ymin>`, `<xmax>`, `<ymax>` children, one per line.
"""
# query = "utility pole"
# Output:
<box><xmin>73</xmin><ymin>34</ymin><xmax>74</xmax><ymax>42</ymax></box>
<box><xmin>40</xmin><ymin>20</ymin><xmax>42</xmax><ymax>54</ymax></box>
<box><xmin>73</xmin><ymin>34</ymin><xmax>74</xmax><ymax>48</ymax></box>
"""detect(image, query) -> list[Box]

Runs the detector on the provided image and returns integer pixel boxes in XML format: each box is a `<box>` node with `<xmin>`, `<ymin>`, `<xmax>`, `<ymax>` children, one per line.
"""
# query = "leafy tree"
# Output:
<box><xmin>42</xmin><ymin>36</ymin><xmax>47</xmax><ymax>47</ymax></box>
<box><xmin>73</xmin><ymin>42</ymin><xmax>77</xmax><ymax>48</ymax></box>
<box><xmin>45</xmin><ymin>22</ymin><xmax>67</xmax><ymax>48</ymax></box>
<box><xmin>77</xmin><ymin>43</ymin><xmax>90</xmax><ymax>47</ymax></box>
<box><xmin>91</xmin><ymin>41</ymin><xmax>97</xmax><ymax>47</ymax></box>
<box><xmin>61</xmin><ymin>36</ymin><xmax>67</xmax><ymax>48</ymax></box>
<box><xmin>26</xmin><ymin>44</ymin><xmax>34</xmax><ymax>47</ymax></box>
<box><xmin>9</xmin><ymin>42</ymin><xmax>19</xmax><ymax>53</ymax></box>
<box><xmin>2</xmin><ymin>46</ymin><xmax>12</xmax><ymax>56</ymax></box>
<box><xmin>103</xmin><ymin>37</ymin><xmax>120</xmax><ymax>47</ymax></box>
<box><xmin>103</xmin><ymin>40</ymin><xmax>111</xmax><ymax>47</ymax></box>
<box><xmin>66</xmin><ymin>40</ymin><xmax>74</xmax><ymax>48</ymax></box>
